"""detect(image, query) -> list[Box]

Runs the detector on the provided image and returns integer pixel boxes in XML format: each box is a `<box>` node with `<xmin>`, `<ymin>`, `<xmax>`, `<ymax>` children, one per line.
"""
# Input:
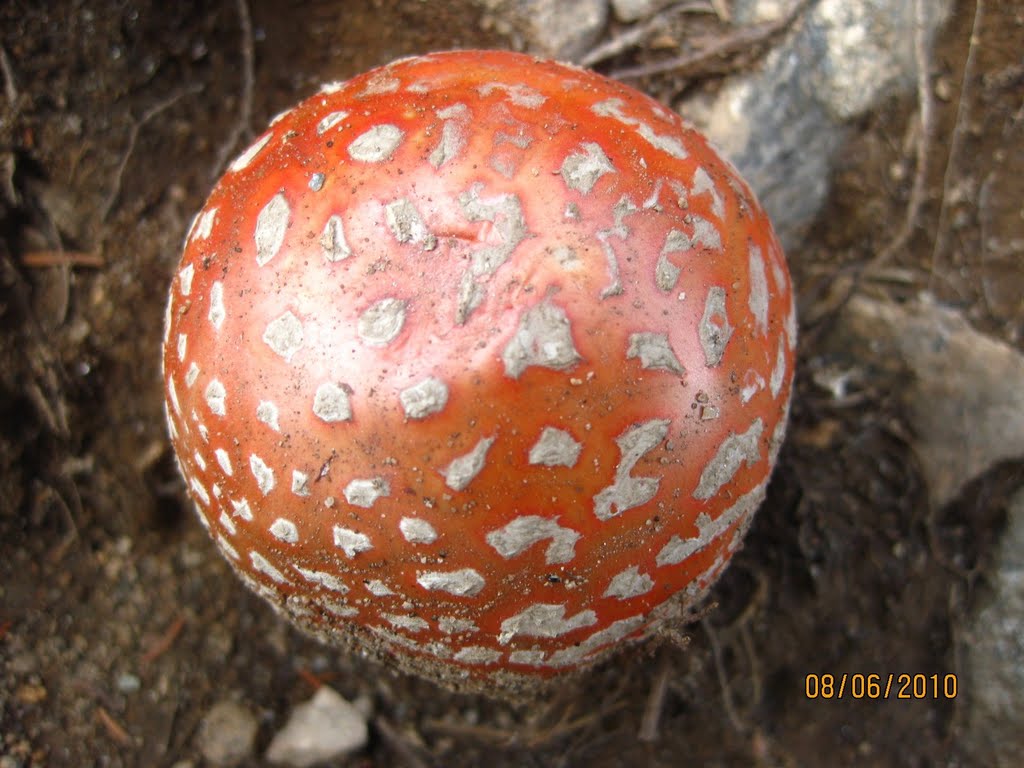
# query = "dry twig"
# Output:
<box><xmin>944</xmin><ymin>583</ymin><xmax>966</xmax><ymax>747</ymax></box>
<box><xmin>211</xmin><ymin>0</ymin><xmax>255</xmax><ymax>178</ymax></box>
<box><xmin>709</xmin><ymin>0</ymin><xmax>732</xmax><ymax>23</ymax></box>
<box><xmin>580</xmin><ymin>2</ymin><xmax>716</xmax><ymax>68</ymax></box>
<box><xmin>928</xmin><ymin>0</ymin><xmax>985</xmax><ymax>287</ymax></box>
<box><xmin>36</xmin><ymin>478</ymin><xmax>82</xmax><ymax>562</ymax></box>
<box><xmin>638</xmin><ymin>650</ymin><xmax>672</xmax><ymax>743</ymax></box>
<box><xmin>20</xmin><ymin>250</ymin><xmax>105</xmax><ymax>269</ymax></box>
<box><xmin>739</xmin><ymin>623</ymin><xmax>763</xmax><ymax>709</ymax></box>
<box><xmin>295</xmin><ymin>666</ymin><xmax>330</xmax><ymax>690</ymax></box>
<box><xmin>805</xmin><ymin>0</ymin><xmax>952</xmax><ymax>338</ymax></box>
<box><xmin>1</xmin><ymin>151</ymin><xmax>17</xmax><ymax>205</ymax></box>
<box><xmin>101</xmin><ymin>86</ymin><xmax>201</xmax><ymax>223</ymax></box>
<box><xmin>0</xmin><ymin>252</ymin><xmax>71</xmax><ymax>434</ymax></box>
<box><xmin>141</xmin><ymin>614</ymin><xmax>187</xmax><ymax>664</ymax></box>
<box><xmin>374</xmin><ymin>716</ymin><xmax>433</xmax><ymax>768</ymax></box>
<box><xmin>702</xmin><ymin>618</ymin><xmax>747</xmax><ymax>734</ymax></box>
<box><xmin>721</xmin><ymin>564</ymin><xmax>768</xmax><ymax>634</ymax></box>
<box><xmin>423</xmin><ymin>695</ymin><xmax>623</xmax><ymax>749</ymax></box>
<box><xmin>610</xmin><ymin>0</ymin><xmax>810</xmax><ymax>81</ymax></box>
<box><xmin>0</xmin><ymin>43</ymin><xmax>17</xmax><ymax>104</ymax></box>
<box><xmin>25</xmin><ymin>379</ymin><xmax>69</xmax><ymax>436</ymax></box>
<box><xmin>867</xmin><ymin>0</ymin><xmax>936</xmax><ymax>270</ymax></box>
<box><xmin>96</xmin><ymin>706</ymin><xmax>133</xmax><ymax>747</ymax></box>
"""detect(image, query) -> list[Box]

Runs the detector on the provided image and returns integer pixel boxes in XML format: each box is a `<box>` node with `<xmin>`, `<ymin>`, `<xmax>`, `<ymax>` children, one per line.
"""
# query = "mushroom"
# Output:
<box><xmin>162</xmin><ymin>50</ymin><xmax>796</xmax><ymax>695</ymax></box>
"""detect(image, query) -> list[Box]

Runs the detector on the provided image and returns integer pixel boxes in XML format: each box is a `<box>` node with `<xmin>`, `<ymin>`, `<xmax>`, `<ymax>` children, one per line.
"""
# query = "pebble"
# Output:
<box><xmin>610</xmin><ymin>0</ymin><xmax>671</xmax><ymax>22</ymax></box>
<box><xmin>683</xmin><ymin>0</ymin><xmax>952</xmax><ymax>251</ymax></box>
<box><xmin>831</xmin><ymin>294</ymin><xmax>1024</xmax><ymax>507</ymax></box>
<box><xmin>479</xmin><ymin>0</ymin><xmax>608</xmax><ymax>61</ymax></box>
<box><xmin>197</xmin><ymin>699</ymin><xmax>259</xmax><ymax>767</ymax></box>
<box><xmin>963</xmin><ymin>486</ymin><xmax>1024</xmax><ymax>767</ymax></box>
<box><xmin>116</xmin><ymin>673</ymin><xmax>141</xmax><ymax>694</ymax></box>
<box><xmin>265</xmin><ymin>686</ymin><xmax>369</xmax><ymax>767</ymax></box>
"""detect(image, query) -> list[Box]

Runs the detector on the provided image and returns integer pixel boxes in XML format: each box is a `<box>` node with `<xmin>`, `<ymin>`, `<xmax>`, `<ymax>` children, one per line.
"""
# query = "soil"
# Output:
<box><xmin>1</xmin><ymin>1</ymin><xmax>1022</xmax><ymax>766</ymax></box>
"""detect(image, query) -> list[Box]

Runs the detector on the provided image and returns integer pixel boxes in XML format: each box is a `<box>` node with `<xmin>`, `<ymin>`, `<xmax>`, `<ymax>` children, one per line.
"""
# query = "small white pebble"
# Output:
<box><xmin>265</xmin><ymin>686</ymin><xmax>368</xmax><ymax>767</ymax></box>
<box><xmin>197</xmin><ymin>700</ymin><xmax>259</xmax><ymax>768</ymax></box>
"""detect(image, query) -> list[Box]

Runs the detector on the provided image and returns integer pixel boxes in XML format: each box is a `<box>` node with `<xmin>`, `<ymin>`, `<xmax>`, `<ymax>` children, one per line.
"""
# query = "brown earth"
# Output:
<box><xmin>1</xmin><ymin>1</ymin><xmax>1022</xmax><ymax>766</ymax></box>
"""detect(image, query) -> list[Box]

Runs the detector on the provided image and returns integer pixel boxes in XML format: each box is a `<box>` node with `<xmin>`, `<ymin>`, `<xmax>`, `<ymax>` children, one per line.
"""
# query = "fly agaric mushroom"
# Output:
<box><xmin>162</xmin><ymin>50</ymin><xmax>795</xmax><ymax>695</ymax></box>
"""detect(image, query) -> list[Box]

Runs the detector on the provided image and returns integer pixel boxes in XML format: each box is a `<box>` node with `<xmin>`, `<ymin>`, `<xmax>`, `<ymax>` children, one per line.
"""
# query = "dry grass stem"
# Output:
<box><xmin>96</xmin><ymin>706</ymin><xmax>133</xmax><ymax>747</ymax></box>
<box><xmin>929</xmin><ymin>0</ymin><xmax>985</xmax><ymax>287</ymax></box>
<box><xmin>0</xmin><ymin>44</ymin><xmax>17</xmax><ymax>104</ymax></box>
<box><xmin>868</xmin><ymin>0</ymin><xmax>937</xmax><ymax>270</ymax></box>
<box><xmin>610</xmin><ymin>0</ymin><xmax>810</xmax><ymax>80</ymax></box>
<box><xmin>21</xmin><ymin>250</ymin><xmax>104</xmax><ymax>269</ymax></box>
<box><xmin>210</xmin><ymin>0</ymin><xmax>255</xmax><ymax>178</ymax></box>
<box><xmin>703</xmin><ymin>619</ymin><xmax>747</xmax><ymax>734</ymax></box>
<box><xmin>101</xmin><ymin>86</ymin><xmax>200</xmax><ymax>223</ymax></box>
<box><xmin>141</xmin><ymin>614</ymin><xmax>187</xmax><ymax>665</ymax></box>
<box><xmin>638</xmin><ymin>650</ymin><xmax>673</xmax><ymax>742</ymax></box>
<box><xmin>580</xmin><ymin>2</ymin><xmax>716</xmax><ymax>68</ymax></box>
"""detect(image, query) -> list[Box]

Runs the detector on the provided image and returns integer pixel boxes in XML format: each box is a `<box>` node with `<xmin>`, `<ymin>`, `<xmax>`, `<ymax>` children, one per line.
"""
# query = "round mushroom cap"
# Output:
<box><xmin>162</xmin><ymin>50</ymin><xmax>796</xmax><ymax>695</ymax></box>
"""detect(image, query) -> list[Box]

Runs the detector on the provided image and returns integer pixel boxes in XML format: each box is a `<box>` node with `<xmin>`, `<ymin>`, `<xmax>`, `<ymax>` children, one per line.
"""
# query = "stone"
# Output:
<box><xmin>477</xmin><ymin>0</ymin><xmax>609</xmax><ymax>61</ymax></box>
<box><xmin>265</xmin><ymin>686</ymin><xmax>369</xmax><ymax>767</ymax></box>
<box><xmin>962</xmin><ymin>486</ymin><xmax>1024</xmax><ymax>767</ymax></box>
<box><xmin>197</xmin><ymin>699</ymin><xmax>258</xmax><ymax>767</ymax></box>
<box><xmin>824</xmin><ymin>294</ymin><xmax>1024</xmax><ymax>765</ymax></box>
<box><xmin>830</xmin><ymin>294</ymin><xmax>1024</xmax><ymax>508</ymax></box>
<box><xmin>610</xmin><ymin>0</ymin><xmax>673</xmax><ymax>23</ymax></box>
<box><xmin>682</xmin><ymin>0</ymin><xmax>952</xmax><ymax>251</ymax></box>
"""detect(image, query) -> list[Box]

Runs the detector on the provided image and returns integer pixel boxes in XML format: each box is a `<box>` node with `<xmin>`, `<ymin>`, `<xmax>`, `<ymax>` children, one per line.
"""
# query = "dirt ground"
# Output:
<box><xmin>1</xmin><ymin>1</ymin><xmax>1022</xmax><ymax>766</ymax></box>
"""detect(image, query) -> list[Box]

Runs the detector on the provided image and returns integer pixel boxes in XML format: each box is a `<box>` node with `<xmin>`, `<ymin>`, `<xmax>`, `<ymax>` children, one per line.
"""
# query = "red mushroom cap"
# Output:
<box><xmin>162</xmin><ymin>50</ymin><xmax>796</xmax><ymax>694</ymax></box>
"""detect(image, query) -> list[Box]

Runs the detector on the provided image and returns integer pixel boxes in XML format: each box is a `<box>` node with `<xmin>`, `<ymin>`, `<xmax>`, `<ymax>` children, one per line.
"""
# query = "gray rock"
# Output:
<box><xmin>265</xmin><ymin>686</ymin><xmax>369</xmax><ymax>767</ymax></box>
<box><xmin>687</xmin><ymin>47</ymin><xmax>841</xmax><ymax>255</ymax></box>
<box><xmin>478</xmin><ymin>0</ymin><xmax>609</xmax><ymax>61</ymax></box>
<box><xmin>808</xmin><ymin>0</ymin><xmax>951</xmax><ymax>122</ymax></box>
<box><xmin>730</xmin><ymin>0</ymin><xmax>800</xmax><ymax>24</ymax></box>
<box><xmin>115</xmin><ymin>673</ymin><xmax>141</xmax><ymax>693</ymax></box>
<box><xmin>682</xmin><ymin>0</ymin><xmax>951</xmax><ymax>251</ymax></box>
<box><xmin>962</xmin><ymin>485</ymin><xmax>1024</xmax><ymax>767</ymax></box>
<box><xmin>831</xmin><ymin>294</ymin><xmax>1024</xmax><ymax>508</ymax></box>
<box><xmin>610</xmin><ymin>0</ymin><xmax>673</xmax><ymax>23</ymax></box>
<box><xmin>197</xmin><ymin>700</ymin><xmax>258</xmax><ymax>767</ymax></box>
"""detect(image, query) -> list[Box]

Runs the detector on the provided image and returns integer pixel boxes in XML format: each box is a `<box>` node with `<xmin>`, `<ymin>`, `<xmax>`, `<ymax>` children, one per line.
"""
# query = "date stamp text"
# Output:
<box><xmin>804</xmin><ymin>673</ymin><xmax>958</xmax><ymax>700</ymax></box>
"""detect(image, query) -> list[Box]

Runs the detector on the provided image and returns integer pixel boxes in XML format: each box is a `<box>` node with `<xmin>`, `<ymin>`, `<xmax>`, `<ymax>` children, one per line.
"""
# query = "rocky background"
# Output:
<box><xmin>1</xmin><ymin>0</ymin><xmax>1022</xmax><ymax>766</ymax></box>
